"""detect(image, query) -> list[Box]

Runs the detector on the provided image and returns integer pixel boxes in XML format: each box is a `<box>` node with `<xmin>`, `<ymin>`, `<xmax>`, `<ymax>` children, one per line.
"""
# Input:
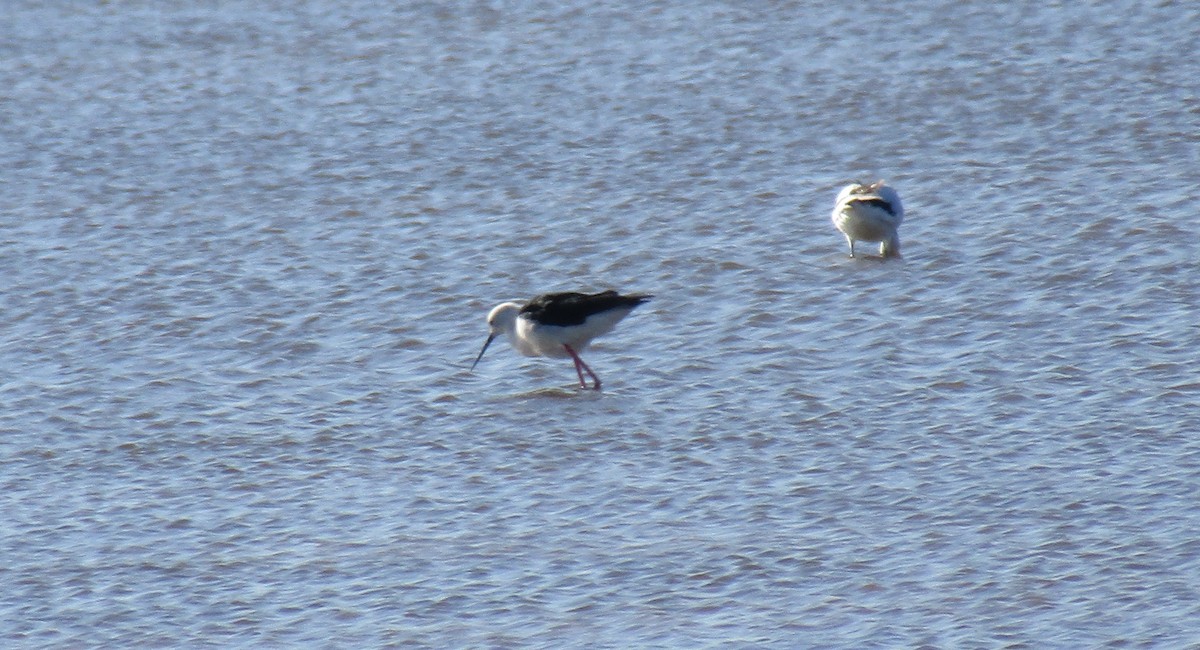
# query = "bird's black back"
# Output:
<box><xmin>520</xmin><ymin>291</ymin><xmax>652</xmax><ymax>327</ymax></box>
<box><xmin>850</xmin><ymin>197</ymin><xmax>898</xmax><ymax>216</ymax></box>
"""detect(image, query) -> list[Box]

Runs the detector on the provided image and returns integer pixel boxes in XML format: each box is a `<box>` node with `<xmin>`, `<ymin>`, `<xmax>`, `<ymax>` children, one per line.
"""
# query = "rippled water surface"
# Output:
<box><xmin>3</xmin><ymin>1</ymin><xmax>1199</xmax><ymax>647</ymax></box>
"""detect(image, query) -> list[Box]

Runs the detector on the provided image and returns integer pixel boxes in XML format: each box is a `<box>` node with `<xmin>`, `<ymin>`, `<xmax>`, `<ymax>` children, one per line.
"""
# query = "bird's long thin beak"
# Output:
<box><xmin>471</xmin><ymin>333</ymin><xmax>496</xmax><ymax>371</ymax></box>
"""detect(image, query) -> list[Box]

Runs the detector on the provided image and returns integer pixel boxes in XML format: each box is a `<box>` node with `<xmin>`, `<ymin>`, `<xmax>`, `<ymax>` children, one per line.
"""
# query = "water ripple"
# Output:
<box><xmin>2</xmin><ymin>1</ymin><xmax>1199</xmax><ymax>647</ymax></box>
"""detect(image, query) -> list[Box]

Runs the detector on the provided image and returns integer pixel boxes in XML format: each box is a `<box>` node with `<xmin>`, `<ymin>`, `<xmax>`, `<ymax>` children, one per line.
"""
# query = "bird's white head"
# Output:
<box><xmin>834</xmin><ymin>182</ymin><xmax>865</xmax><ymax>205</ymax></box>
<box><xmin>486</xmin><ymin>302</ymin><xmax>521</xmax><ymax>335</ymax></box>
<box><xmin>471</xmin><ymin>302</ymin><xmax>522</xmax><ymax>370</ymax></box>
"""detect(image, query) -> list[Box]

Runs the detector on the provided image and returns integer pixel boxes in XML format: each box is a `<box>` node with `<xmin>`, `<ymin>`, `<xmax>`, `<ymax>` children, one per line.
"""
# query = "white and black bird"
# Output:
<box><xmin>471</xmin><ymin>290</ymin><xmax>652</xmax><ymax>390</ymax></box>
<box><xmin>831</xmin><ymin>180</ymin><xmax>905</xmax><ymax>258</ymax></box>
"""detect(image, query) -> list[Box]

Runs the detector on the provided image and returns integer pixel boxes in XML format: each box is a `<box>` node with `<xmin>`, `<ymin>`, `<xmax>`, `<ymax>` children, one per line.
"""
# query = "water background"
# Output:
<box><xmin>2</xmin><ymin>1</ymin><xmax>1199</xmax><ymax>647</ymax></box>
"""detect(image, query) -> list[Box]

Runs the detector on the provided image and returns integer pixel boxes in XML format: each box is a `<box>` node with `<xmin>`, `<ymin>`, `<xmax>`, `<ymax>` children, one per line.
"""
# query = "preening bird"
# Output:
<box><xmin>831</xmin><ymin>180</ymin><xmax>904</xmax><ymax>258</ymax></box>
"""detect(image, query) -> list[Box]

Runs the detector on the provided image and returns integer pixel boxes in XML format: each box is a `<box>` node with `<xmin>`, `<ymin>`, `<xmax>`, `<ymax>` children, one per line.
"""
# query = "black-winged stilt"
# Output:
<box><xmin>471</xmin><ymin>290</ymin><xmax>652</xmax><ymax>390</ymax></box>
<box><xmin>831</xmin><ymin>180</ymin><xmax>905</xmax><ymax>258</ymax></box>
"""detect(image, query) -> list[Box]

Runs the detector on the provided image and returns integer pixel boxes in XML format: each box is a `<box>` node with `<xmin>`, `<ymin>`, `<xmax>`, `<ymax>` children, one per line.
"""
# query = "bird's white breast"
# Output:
<box><xmin>512</xmin><ymin>307</ymin><xmax>636</xmax><ymax>358</ymax></box>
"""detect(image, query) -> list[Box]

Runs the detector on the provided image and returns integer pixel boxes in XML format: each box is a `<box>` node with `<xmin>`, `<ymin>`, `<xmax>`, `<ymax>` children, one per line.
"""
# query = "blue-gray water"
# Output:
<box><xmin>2</xmin><ymin>1</ymin><xmax>1199</xmax><ymax>647</ymax></box>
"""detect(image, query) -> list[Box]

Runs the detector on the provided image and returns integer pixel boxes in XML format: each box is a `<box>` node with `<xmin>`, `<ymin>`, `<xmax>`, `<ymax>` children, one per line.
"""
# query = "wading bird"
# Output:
<box><xmin>471</xmin><ymin>290</ymin><xmax>652</xmax><ymax>390</ymax></box>
<box><xmin>831</xmin><ymin>180</ymin><xmax>905</xmax><ymax>258</ymax></box>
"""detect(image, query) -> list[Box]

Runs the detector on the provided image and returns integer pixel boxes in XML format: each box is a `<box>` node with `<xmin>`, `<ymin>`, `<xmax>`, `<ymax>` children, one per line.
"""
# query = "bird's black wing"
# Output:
<box><xmin>849</xmin><ymin>197</ymin><xmax>897</xmax><ymax>216</ymax></box>
<box><xmin>520</xmin><ymin>291</ymin><xmax>652</xmax><ymax>327</ymax></box>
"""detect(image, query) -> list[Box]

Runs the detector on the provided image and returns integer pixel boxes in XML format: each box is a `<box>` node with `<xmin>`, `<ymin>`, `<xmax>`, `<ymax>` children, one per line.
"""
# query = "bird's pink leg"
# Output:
<box><xmin>563</xmin><ymin>344</ymin><xmax>601</xmax><ymax>390</ymax></box>
<box><xmin>569</xmin><ymin>353</ymin><xmax>587</xmax><ymax>388</ymax></box>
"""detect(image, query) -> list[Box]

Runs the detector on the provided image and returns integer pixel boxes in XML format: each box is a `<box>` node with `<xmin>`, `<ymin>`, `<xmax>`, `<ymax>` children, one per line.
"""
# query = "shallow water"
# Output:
<box><xmin>2</xmin><ymin>1</ymin><xmax>1199</xmax><ymax>647</ymax></box>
